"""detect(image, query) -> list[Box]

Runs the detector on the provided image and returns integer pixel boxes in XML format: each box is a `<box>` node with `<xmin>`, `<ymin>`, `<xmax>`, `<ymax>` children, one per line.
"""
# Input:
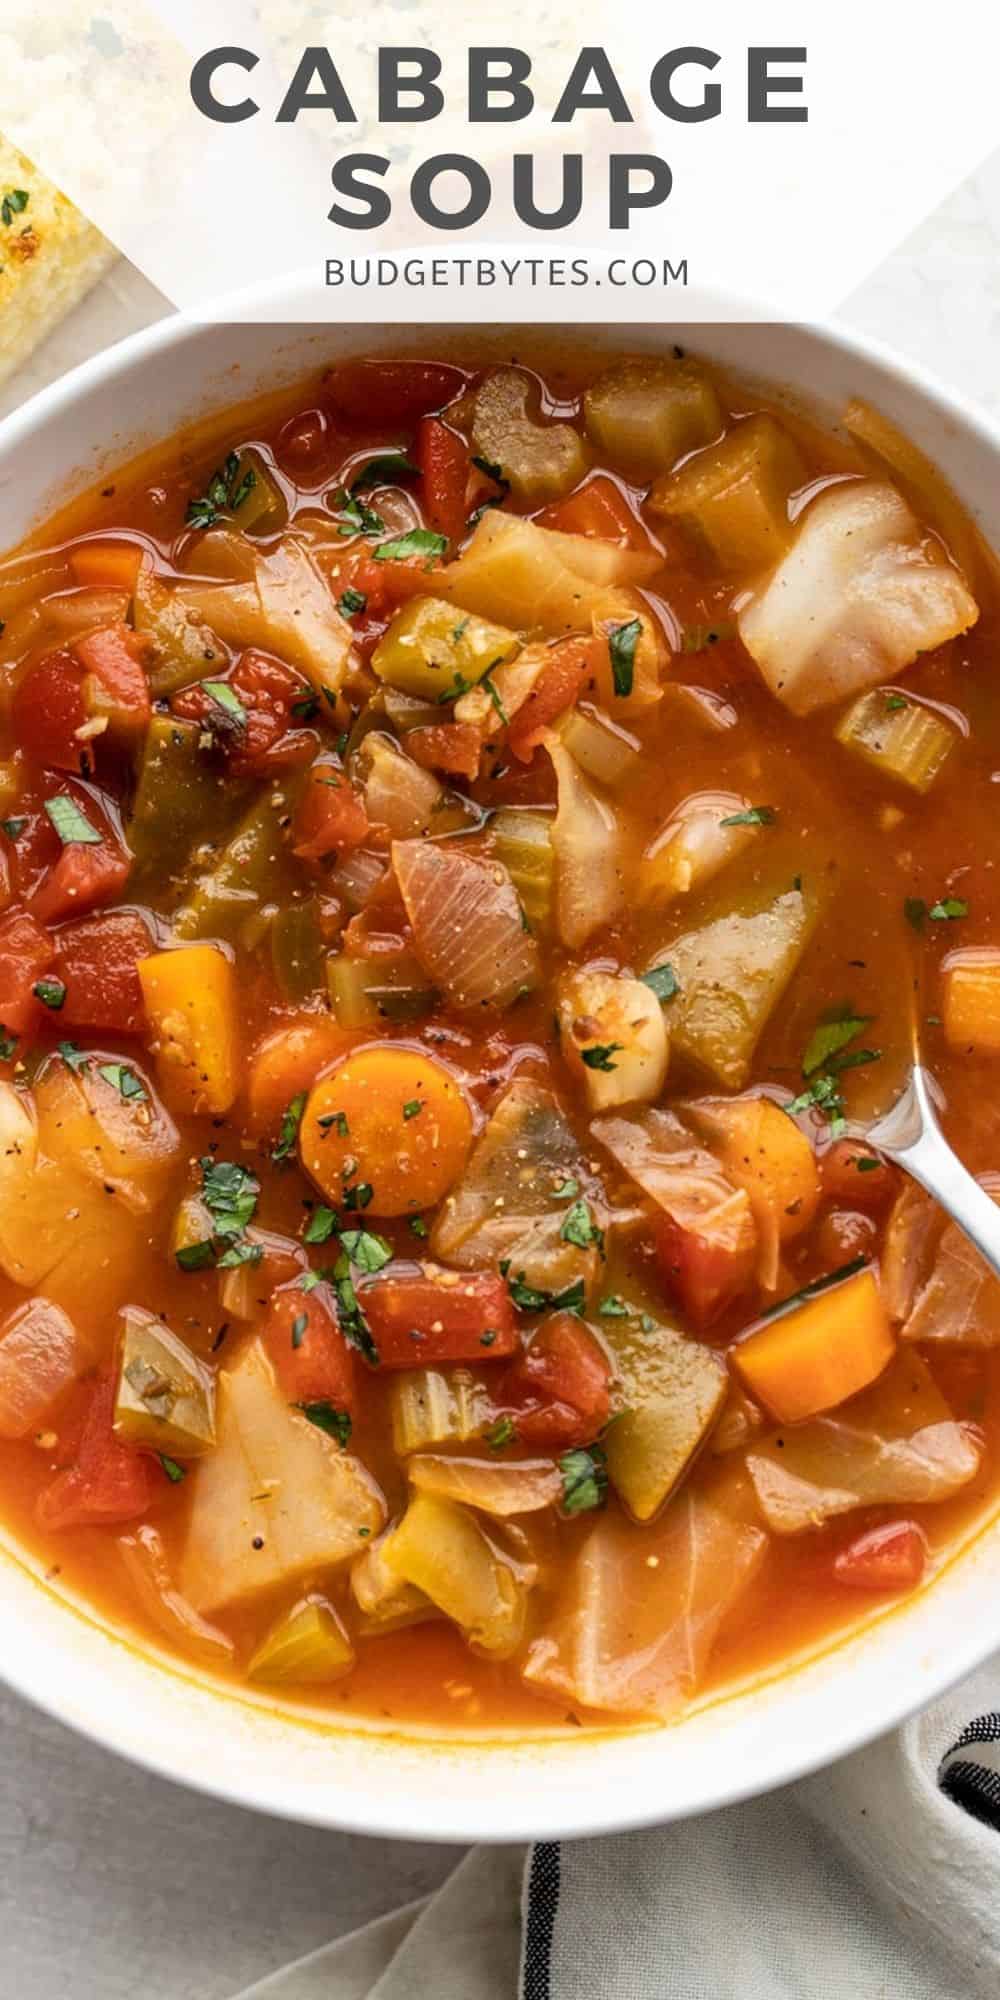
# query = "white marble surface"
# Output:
<box><xmin>2</xmin><ymin>157</ymin><xmax>1000</xmax><ymax>1998</ymax></box>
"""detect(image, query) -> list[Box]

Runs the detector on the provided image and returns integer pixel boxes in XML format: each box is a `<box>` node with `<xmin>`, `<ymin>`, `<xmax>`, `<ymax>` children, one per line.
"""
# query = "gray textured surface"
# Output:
<box><xmin>0</xmin><ymin>1687</ymin><xmax>459</xmax><ymax>1999</ymax></box>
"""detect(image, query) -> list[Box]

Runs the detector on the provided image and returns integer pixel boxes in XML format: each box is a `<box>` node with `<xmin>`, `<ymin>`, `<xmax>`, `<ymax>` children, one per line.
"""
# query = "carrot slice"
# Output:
<box><xmin>68</xmin><ymin>541</ymin><xmax>144</xmax><ymax>594</ymax></box>
<box><xmin>300</xmin><ymin>1045</ymin><xmax>473</xmax><ymax>1217</ymax></box>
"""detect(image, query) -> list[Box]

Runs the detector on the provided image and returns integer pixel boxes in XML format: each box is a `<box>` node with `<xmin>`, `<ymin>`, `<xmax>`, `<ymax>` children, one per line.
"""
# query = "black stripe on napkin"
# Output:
<box><xmin>939</xmin><ymin>1709</ymin><xmax>1000</xmax><ymax>1832</ymax></box>
<box><xmin>522</xmin><ymin>1840</ymin><xmax>561</xmax><ymax>2000</ymax></box>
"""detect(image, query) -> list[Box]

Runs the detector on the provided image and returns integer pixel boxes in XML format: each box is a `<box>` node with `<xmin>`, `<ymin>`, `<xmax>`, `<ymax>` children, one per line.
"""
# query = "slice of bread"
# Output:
<box><xmin>0</xmin><ymin>134</ymin><xmax>115</xmax><ymax>391</ymax></box>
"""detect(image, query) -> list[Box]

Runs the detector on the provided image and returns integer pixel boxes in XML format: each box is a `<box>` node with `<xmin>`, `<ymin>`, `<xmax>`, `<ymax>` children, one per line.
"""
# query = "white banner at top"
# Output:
<box><xmin>0</xmin><ymin>0</ymin><xmax>998</xmax><ymax>321</ymax></box>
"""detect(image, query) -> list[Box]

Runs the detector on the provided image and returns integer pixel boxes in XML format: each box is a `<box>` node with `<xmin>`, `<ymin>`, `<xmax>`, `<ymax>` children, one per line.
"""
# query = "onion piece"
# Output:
<box><xmin>739</xmin><ymin>481</ymin><xmax>979</xmax><ymax>715</ymax></box>
<box><xmin>355</xmin><ymin>733</ymin><xmax>445</xmax><ymax>839</ymax></box>
<box><xmin>902</xmin><ymin>1175</ymin><xmax>1000</xmax><ymax>1345</ymax></box>
<box><xmin>548</xmin><ymin>740</ymin><xmax>624</xmax><ymax>949</ymax></box>
<box><xmin>592</xmin><ymin>1105</ymin><xmax>756</xmax><ymax>1261</ymax></box>
<box><xmin>0</xmin><ymin>1298</ymin><xmax>84</xmax><ymax>1440</ymax></box>
<box><xmin>118</xmin><ymin>1525</ymin><xmax>235</xmax><ymax>1663</ymax></box>
<box><xmin>409</xmin><ymin>1454</ymin><xmax>562</xmax><ymax>1517</ymax></box>
<box><xmin>393</xmin><ymin>838</ymin><xmax>540</xmax><ymax>1011</ymax></box>
<box><xmin>881</xmin><ymin>1182</ymin><xmax>941</xmax><ymax>1322</ymax></box>
<box><xmin>523</xmin><ymin>1491</ymin><xmax>766</xmax><ymax>1717</ymax></box>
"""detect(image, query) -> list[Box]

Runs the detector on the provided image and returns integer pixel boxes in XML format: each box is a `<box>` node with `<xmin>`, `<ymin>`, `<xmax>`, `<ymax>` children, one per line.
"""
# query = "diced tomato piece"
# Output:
<box><xmin>359</xmin><ymin>1264</ymin><xmax>518</xmax><ymax>1369</ymax></box>
<box><xmin>0</xmin><ymin>909</ymin><xmax>54</xmax><ymax>1034</ymax></box>
<box><xmin>833</xmin><ymin>1520</ymin><xmax>927</xmax><ymax>1593</ymax></box>
<box><xmin>507</xmin><ymin>636</ymin><xmax>598</xmax><ymax>762</ymax></box>
<box><xmin>172</xmin><ymin>649</ymin><xmax>317</xmax><ymax>777</ymax></box>
<box><xmin>498</xmin><ymin>1313</ymin><xmax>612</xmax><ymax>1449</ymax></box>
<box><xmin>54</xmin><ymin>908</ymin><xmax>153</xmax><ymax>1034</ymax></box>
<box><xmin>73</xmin><ymin>622</ymin><xmax>152</xmax><ymax>734</ymax></box>
<box><xmin>12</xmin><ymin>650</ymin><xmax>88</xmax><ymax>772</ymax></box>
<box><xmin>820</xmin><ymin>1139</ymin><xmax>898</xmax><ymax>1214</ymax></box>
<box><xmin>406</xmin><ymin>723</ymin><xmax>482</xmax><ymax>781</ymax></box>
<box><xmin>31</xmin><ymin>820</ymin><xmax>130</xmax><ymax>927</ymax></box>
<box><xmin>263</xmin><ymin>1283</ymin><xmax>357</xmax><ymax>1409</ymax></box>
<box><xmin>293</xmin><ymin>757</ymin><xmax>370</xmax><ymax>861</ymax></box>
<box><xmin>655</xmin><ymin>1213</ymin><xmax>756</xmax><ymax>1328</ymax></box>
<box><xmin>537</xmin><ymin>473</ymin><xmax>653</xmax><ymax>550</ymax></box>
<box><xmin>36</xmin><ymin>1373</ymin><xmax>156</xmax><ymax>1531</ymax></box>
<box><xmin>415</xmin><ymin>416</ymin><xmax>470</xmax><ymax>543</ymax></box>
<box><xmin>324</xmin><ymin>360</ymin><xmax>466</xmax><ymax>429</ymax></box>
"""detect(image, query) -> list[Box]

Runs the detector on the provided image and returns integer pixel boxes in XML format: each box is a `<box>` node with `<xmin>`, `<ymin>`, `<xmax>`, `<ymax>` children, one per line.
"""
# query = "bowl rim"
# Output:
<box><xmin>2</xmin><ymin>288</ymin><xmax>1000</xmax><ymax>1842</ymax></box>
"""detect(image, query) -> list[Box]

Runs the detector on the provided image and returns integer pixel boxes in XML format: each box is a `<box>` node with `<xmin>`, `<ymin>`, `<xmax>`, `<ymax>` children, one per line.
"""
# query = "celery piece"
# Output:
<box><xmin>114</xmin><ymin>1307</ymin><xmax>216</xmax><ymax>1457</ymax></box>
<box><xmin>327</xmin><ymin>951</ymin><xmax>437</xmax><ymax>1029</ymax></box>
<box><xmin>601</xmin><ymin>1317</ymin><xmax>727</xmax><ymax>1523</ymax></box>
<box><xmin>583</xmin><ymin>358</ymin><xmax>723</xmax><ymax>480</ymax></box>
<box><xmin>129</xmin><ymin>715</ymin><xmax>248</xmax><ymax>886</ymax></box>
<box><xmin>371</xmin><ymin>594</ymin><xmax>520</xmax><ymax>702</ymax></box>
<box><xmin>271</xmin><ymin>897</ymin><xmax>327</xmax><ymax>1002</ymax></box>
<box><xmin>247</xmin><ymin>1598</ymin><xmax>354</xmax><ymax>1685</ymax></box>
<box><xmin>490</xmin><ymin>810</ymin><xmax>555</xmax><ymax>929</ymax></box>
<box><xmin>390</xmin><ymin>1368</ymin><xmax>491</xmax><ymax>1457</ymax></box>
<box><xmin>648</xmin><ymin>414</ymin><xmax>803</xmax><ymax>573</ymax></box>
<box><xmin>470</xmin><ymin>369</ymin><xmax>589</xmax><ymax>505</ymax></box>
<box><xmin>835</xmin><ymin>688</ymin><xmax>957</xmax><ymax>793</ymax></box>
<box><xmin>173</xmin><ymin>790</ymin><xmax>297</xmax><ymax>944</ymax></box>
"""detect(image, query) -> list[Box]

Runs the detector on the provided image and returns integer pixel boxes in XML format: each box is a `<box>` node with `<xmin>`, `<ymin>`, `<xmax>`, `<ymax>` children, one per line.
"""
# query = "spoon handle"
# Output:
<box><xmin>870</xmin><ymin>1065</ymin><xmax>1000</xmax><ymax>1283</ymax></box>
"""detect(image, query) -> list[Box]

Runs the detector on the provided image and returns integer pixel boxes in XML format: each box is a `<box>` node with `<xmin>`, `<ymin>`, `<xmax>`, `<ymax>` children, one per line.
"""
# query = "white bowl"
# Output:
<box><xmin>1</xmin><ymin>305</ymin><xmax>999</xmax><ymax>1844</ymax></box>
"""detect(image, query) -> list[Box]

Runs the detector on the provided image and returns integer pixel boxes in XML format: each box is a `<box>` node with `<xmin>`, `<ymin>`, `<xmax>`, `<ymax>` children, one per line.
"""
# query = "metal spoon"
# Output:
<box><xmin>867</xmin><ymin>1064</ymin><xmax>1000</xmax><ymax>1281</ymax></box>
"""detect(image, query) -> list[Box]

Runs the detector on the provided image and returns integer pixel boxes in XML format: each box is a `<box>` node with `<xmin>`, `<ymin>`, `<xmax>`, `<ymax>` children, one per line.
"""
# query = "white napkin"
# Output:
<box><xmin>234</xmin><ymin>1662</ymin><xmax>1000</xmax><ymax>2000</ymax></box>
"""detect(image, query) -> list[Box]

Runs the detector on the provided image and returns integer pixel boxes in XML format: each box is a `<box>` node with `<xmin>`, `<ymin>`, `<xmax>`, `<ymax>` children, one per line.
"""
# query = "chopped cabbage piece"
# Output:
<box><xmin>601</xmin><ymin>1316</ymin><xmax>727</xmax><ymax>1522</ymax></box>
<box><xmin>902</xmin><ymin>1175</ymin><xmax>1000</xmax><ymax>1345</ymax></box>
<box><xmin>0</xmin><ymin>1298</ymin><xmax>84</xmax><ymax>1439</ymax></box>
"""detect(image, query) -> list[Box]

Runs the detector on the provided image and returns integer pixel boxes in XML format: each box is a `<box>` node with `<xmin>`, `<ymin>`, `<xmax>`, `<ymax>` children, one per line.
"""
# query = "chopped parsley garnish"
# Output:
<box><xmin>485</xmin><ymin>1415</ymin><xmax>516</xmax><ymax>1451</ymax></box>
<box><xmin>505</xmin><ymin>1270</ymin><xmax>587</xmax><ymax>1316</ymax></box>
<box><xmin>788</xmin><ymin>1005</ymin><xmax>881</xmax><ymax>1136</ymax></box>
<box><xmin>641</xmin><ymin>963</ymin><xmax>680</xmax><ymax>1004</ymax></box>
<box><xmin>186</xmin><ymin>451</ymin><xmax>256</xmax><ymax>530</ymax></box>
<box><xmin>350</xmin><ymin>452</ymin><xmax>419</xmax><ymax>490</ymax></box>
<box><xmin>215</xmin><ymin>1239</ymin><xmax>264</xmax><ymax>1271</ymax></box>
<box><xmin>176</xmin><ymin>1242</ymin><xmax>215</xmax><ymax>1272</ymax></box>
<box><xmin>885</xmin><ymin>693</ymin><xmax>909</xmax><ymax>711</ymax></box>
<box><xmin>338</xmin><ymin>1227</ymin><xmax>392</xmax><ymax>1275</ymax></box>
<box><xmin>856</xmin><ymin>1155</ymin><xmax>881</xmax><ymax>1173</ymax></box>
<box><xmin>318</xmin><ymin>1109</ymin><xmax>350</xmax><ymax>1137</ymax></box>
<box><xmin>471</xmin><ymin>455</ymin><xmax>509</xmax><ymax>488</ymax></box>
<box><xmin>200</xmin><ymin>1157</ymin><xmax>259</xmax><ymax>1237</ymax></box>
<box><xmin>467</xmin><ymin>457</ymin><xmax>511</xmax><ymax>525</ymax></box>
<box><xmin>200</xmin><ymin>680</ymin><xmax>246</xmax><ymax>727</ymax></box>
<box><xmin>33</xmin><ymin>978</ymin><xmax>66</xmax><ymax>1011</ymax></box>
<box><xmin>598</xmin><ymin>1294</ymin><xmax>630</xmax><ymax>1318</ymax></box>
<box><xmin>719</xmin><ymin>806</ymin><xmax>777</xmax><ymax>828</ymax></box>
<box><xmin>272</xmin><ymin>1091</ymin><xmax>306</xmax><ymax>1165</ymax></box>
<box><xmin>297</xmin><ymin>1401</ymin><xmax>352</xmax><ymax>1449</ymax></box>
<box><xmin>436</xmin><ymin>670</ymin><xmax>473</xmax><ymax>705</ymax></box>
<box><xmin>559</xmin><ymin>1444</ymin><xmax>608</xmax><ymax>1515</ymax></box>
<box><xmin>330</xmin><ymin>1257</ymin><xmax>380</xmax><ymax>1365</ymax></box>
<box><xmin>552</xmin><ymin>1177</ymin><xmax>580</xmax><ymax>1201</ymax></box>
<box><xmin>304</xmin><ymin>1206</ymin><xmax>339</xmax><ymax>1245</ymax></box>
<box><xmin>374</xmin><ymin>528</ymin><xmax>448</xmax><ymax>566</ymax></box>
<box><xmin>334</xmin><ymin>488</ymin><xmax>385</xmax><ymax>538</ymax></box>
<box><xmin>409</xmin><ymin>1216</ymin><xmax>429</xmax><ymax>1239</ymax></box>
<box><xmin>44</xmin><ymin>795</ymin><xmax>101</xmax><ymax>846</ymax></box>
<box><xmin>403</xmin><ymin>1099</ymin><xmax>423</xmax><ymax>1121</ymax></box>
<box><xmin>291</xmin><ymin>689</ymin><xmax>319</xmax><ymax>721</ymax></box>
<box><xmin>560</xmin><ymin>1199</ymin><xmax>604</xmax><ymax>1253</ymax></box>
<box><xmin>97</xmin><ymin>1062</ymin><xmax>147</xmax><ymax>1103</ymax></box>
<box><xmin>58</xmin><ymin>1041</ymin><xmax>93</xmax><ymax>1073</ymax></box>
<box><xmin>0</xmin><ymin>1027</ymin><xmax>17</xmax><ymax>1062</ymax></box>
<box><xmin>158</xmin><ymin>1454</ymin><xmax>186</xmax><ymax>1484</ymax></box>
<box><xmin>1</xmin><ymin>189</ymin><xmax>29</xmax><ymax>227</ymax></box>
<box><xmin>481</xmin><ymin>674</ymin><xmax>509</xmax><ymax>725</ymax></box>
<box><xmin>607</xmin><ymin>617</ymin><xmax>642</xmax><ymax>698</ymax></box>
<box><xmin>291</xmin><ymin>1312</ymin><xmax>309</xmax><ymax>1349</ymax></box>
<box><xmin>580</xmin><ymin>1042</ymin><xmax>622</xmax><ymax>1072</ymax></box>
<box><xmin>929</xmin><ymin>897</ymin><xmax>968</xmax><ymax>922</ymax></box>
<box><xmin>0</xmin><ymin>817</ymin><xmax>26</xmax><ymax>840</ymax></box>
<box><xmin>342</xmin><ymin>1180</ymin><xmax>374</xmax><ymax>1211</ymax></box>
<box><xmin>338</xmin><ymin>587</ymin><xmax>367</xmax><ymax>617</ymax></box>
